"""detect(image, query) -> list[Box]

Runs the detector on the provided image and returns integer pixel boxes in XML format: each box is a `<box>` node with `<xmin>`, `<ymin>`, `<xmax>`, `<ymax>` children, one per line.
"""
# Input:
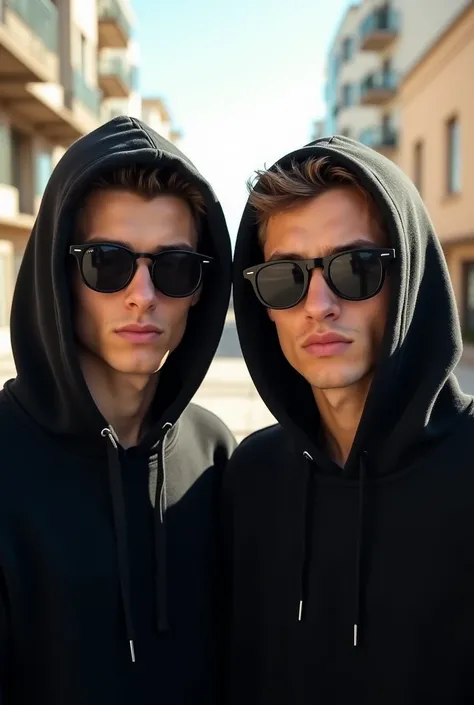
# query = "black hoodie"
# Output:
<box><xmin>224</xmin><ymin>136</ymin><xmax>474</xmax><ymax>704</ymax></box>
<box><xmin>0</xmin><ymin>116</ymin><xmax>235</xmax><ymax>705</ymax></box>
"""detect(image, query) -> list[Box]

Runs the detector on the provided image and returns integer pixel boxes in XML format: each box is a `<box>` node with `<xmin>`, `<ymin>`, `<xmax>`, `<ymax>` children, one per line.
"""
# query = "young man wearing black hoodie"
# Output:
<box><xmin>226</xmin><ymin>136</ymin><xmax>474</xmax><ymax>704</ymax></box>
<box><xmin>0</xmin><ymin>116</ymin><xmax>235</xmax><ymax>704</ymax></box>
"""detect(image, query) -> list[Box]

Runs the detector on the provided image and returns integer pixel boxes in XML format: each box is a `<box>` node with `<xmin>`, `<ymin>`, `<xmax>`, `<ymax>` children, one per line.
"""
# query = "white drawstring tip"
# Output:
<box><xmin>298</xmin><ymin>600</ymin><xmax>303</xmax><ymax>621</ymax></box>
<box><xmin>353</xmin><ymin>624</ymin><xmax>358</xmax><ymax>647</ymax></box>
<box><xmin>129</xmin><ymin>639</ymin><xmax>136</xmax><ymax>663</ymax></box>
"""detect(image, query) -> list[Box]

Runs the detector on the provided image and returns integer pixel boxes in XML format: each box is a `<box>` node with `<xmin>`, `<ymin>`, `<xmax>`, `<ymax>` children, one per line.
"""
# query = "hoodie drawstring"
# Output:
<box><xmin>102</xmin><ymin>427</ymin><xmax>136</xmax><ymax>663</ymax></box>
<box><xmin>299</xmin><ymin>451</ymin><xmax>315</xmax><ymax>622</ymax></box>
<box><xmin>102</xmin><ymin>421</ymin><xmax>173</xmax><ymax>662</ymax></box>
<box><xmin>154</xmin><ymin>421</ymin><xmax>173</xmax><ymax>632</ymax></box>
<box><xmin>299</xmin><ymin>450</ymin><xmax>368</xmax><ymax>649</ymax></box>
<box><xmin>354</xmin><ymin>452</ymin><xmax>367</xmax><ymax>647</ymax></box>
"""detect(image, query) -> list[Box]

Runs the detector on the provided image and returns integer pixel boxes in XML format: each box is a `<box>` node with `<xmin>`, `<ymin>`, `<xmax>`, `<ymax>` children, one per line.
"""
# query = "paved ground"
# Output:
<box><xmin>215</xmin><ymin>316</ymin><xmax>241</xmax><ymax>358</ymax></box>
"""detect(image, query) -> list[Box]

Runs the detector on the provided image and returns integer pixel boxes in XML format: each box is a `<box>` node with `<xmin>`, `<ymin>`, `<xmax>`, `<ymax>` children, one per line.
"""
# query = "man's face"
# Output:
<box><xmin>72</xmin><ymin>190</ymin><xmax>199</xmax><ymax>378</ymax></box>
<box><xmin>263</xmin><ymin>187</ymin><xmax>390</xmax><ymax>391</ymax></box>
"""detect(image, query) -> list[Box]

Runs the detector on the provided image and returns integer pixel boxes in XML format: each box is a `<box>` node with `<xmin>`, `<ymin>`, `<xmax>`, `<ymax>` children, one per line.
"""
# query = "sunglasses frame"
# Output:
<box><xmin>69</xmin><ymin>243</ymin><xmax>214</xmax><ymax>296</ymax></box>
<box><xmin>243</xmin><ymin>247</ymin><xmax>396</xmax><ymax>309</ymax></box>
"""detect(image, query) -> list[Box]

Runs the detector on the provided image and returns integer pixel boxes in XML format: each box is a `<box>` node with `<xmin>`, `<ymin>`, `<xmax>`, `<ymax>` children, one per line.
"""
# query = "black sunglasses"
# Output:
<box><xmin>244</xmin><ymin>248</ymin><xmax>395</xmax><ymax>310</ymax></box>
<box><xmin>69</xmin><ymin>243</ymin><xmax>213</xmax><ymax>297</ymax></box>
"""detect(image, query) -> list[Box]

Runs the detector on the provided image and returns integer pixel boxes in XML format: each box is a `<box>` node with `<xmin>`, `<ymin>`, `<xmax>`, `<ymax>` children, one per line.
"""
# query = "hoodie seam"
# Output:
<box><xmin>130</xmin><ymin>117</ymin><xmax>159</xmax><ymax>154</ymax></box>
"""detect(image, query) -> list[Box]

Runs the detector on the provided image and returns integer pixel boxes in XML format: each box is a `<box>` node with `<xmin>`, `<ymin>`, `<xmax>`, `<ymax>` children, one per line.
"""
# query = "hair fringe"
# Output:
<box><xmin>248</xmin><ymin>156</ymin><xmax>380</xmax><ymax>242</ymax></box>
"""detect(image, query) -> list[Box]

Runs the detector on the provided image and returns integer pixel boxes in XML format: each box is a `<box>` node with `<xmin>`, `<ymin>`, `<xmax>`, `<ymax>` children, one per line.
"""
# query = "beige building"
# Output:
<box><xmin>325</xmin><ymin>0</ymin><xmax>470</xmax><ymax>160</ymax></box>
<box><xmin>394</xmin><ymin>2</ymin><xmax>474</xmax><ymax>340</ymax></box>
<box><xmin>141</xmin><ymin>98</ymin><xmax>183</xmax><ymax>148</ymax></box>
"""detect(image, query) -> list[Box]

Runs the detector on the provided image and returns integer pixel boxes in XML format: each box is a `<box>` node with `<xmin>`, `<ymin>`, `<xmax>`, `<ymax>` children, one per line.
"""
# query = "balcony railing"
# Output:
<box><xmin>99</xmin><ymin>55</ymin><xmax>132</xmax><ymax>89</ymax></box>
<box><xmin>73</xmin><ymin>71</ymin><xmax>102</xmax><ymax>117</ymax></box>
<box><xmin>8</xmin><ymin>0</ymin><xmax>58</xmax><ymax>52</ymax></box>
<box><xmin>359</xmin><ymin>125</ymin><xmax>398</xmax><ymax>150</ymax></box>
<box><xmin>360</xmin><ymin>70</ymin><xmax>398</xmax><ymax>102</ymax></box>
<box><xmin>98</xmin><ymin>0</ymin><xmax>132</xmax><ymax>43</ymax></box>
<box><xmin>360</xmin><ymin>7</ymin><xmax>399</xmax><ymax>37</ymax></box>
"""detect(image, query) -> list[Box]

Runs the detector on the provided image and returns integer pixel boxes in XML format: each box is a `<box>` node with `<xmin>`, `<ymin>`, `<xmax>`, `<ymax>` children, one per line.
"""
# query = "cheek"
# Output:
<box><xmin>73</xmin><ymin>286</ymin><xmax>103</xmax><ymax>347</ymax></box>
<box><xmin>270</xmin><ymin>311</ymin><xmax>298</xmax><ymax>357</ymax></box>
<box><xmin>163</xmin><ymin>297</ymin><xmax>196</xmax><ymax>345</ymax></box>
<box><xmin>348</xmin><ymin>292</ymin><xmax>388</xmax><ymax>345</ymax></box>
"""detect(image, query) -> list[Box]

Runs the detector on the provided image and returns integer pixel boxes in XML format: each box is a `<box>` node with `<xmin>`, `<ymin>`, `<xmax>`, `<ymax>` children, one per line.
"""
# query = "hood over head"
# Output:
<box><xmin>7</xmin><ymin>116</ymin><xmax>232</xmax><ymax>452</ymax></box>
<box><xmin>233</xmin><ymin>135</ymin><xmax>471</xmax><ymax>479</ymax></box>
<box><xmin>5</xmin><ymin>117</ymin><xmax>233</xmax><ymax>661</ymax></box>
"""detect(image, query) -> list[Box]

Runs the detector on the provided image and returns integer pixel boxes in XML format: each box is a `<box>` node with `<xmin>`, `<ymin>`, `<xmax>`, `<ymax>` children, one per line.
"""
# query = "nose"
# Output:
<box><xmin>124</xmin><ymin>259</ymin><xmax>157</xmax><ymax>312</ymax></box>
<box><xmin>303</xmin><ymin>268</ymin><xmax>341</xmax><ymax>321</ymax></box>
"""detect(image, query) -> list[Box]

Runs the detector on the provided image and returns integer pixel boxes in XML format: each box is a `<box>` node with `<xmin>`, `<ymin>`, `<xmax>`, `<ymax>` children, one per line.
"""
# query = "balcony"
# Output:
<box><xmin>99</xmin><ymin>55</ymin><xmax>132</xmax><ymax>98</ymax></box>
<box><xmin>0</xmin><ymin>0</ymin><xmax>59</xmax><ymax>84</ymax></box>
<box><xmin>360</xmin><ymin>70</ymin><xmax>398</xmax><ymax>106</ymax></box>
<box><xmin>359</xmin><ymin>125</ymin><xmax>398</xmax><ymax>157</ymax></box>
<box><xmin>73</xmin><ymin>71</ymin><xmax>102</xmax><ymax>118</ymax></box>
<box><xmin>98</xmin><ymin>0</ymin><xmax>132</xmax><ymax>49</ymax></box>
<box><xmin>360</xmin><ymin>7</ymin><xmax>400</xmax><ymax>51</ymax></box>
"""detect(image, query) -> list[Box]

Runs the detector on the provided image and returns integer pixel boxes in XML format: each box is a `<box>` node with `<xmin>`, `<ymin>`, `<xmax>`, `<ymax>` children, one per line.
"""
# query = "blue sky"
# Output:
<box><xmin>132</xmin><ymin>0</ymin><xmax>352</xmax><ymax>242</ymax></box>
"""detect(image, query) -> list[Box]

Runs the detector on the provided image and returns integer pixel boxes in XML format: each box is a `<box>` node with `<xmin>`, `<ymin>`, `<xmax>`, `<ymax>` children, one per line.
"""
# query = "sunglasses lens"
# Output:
<box><xmin>153</xmin><ymin>251</ymin><xmax>202</xmax><ymax>297</ymax></box>
<box><xmin>81</xmin><ymin>245</ymin><xmax>133</xmax><ymax>292</ymax></box>
<box><xmin>329</xmin><ymin>251</ymin><xmax>383</xmax><ymax>299</ymax></box>
<box><xmin>256</xmin><ymin>262</ymin><xmax>305</xmax><ymax>309</ymax></box>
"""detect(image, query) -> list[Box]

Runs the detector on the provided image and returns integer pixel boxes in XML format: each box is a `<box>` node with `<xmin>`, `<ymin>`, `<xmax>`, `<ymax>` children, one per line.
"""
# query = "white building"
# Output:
<box><xmin>324</xmin><ymin>0</ymin><xmax>471</xmax><ymax>158</ymax></box>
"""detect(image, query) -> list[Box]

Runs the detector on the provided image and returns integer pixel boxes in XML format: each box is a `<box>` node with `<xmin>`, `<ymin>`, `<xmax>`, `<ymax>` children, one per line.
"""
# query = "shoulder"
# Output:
<box><xmin>0</xmin><ymin>388</ymin><xmax>29</xmax><ymax>449</ymax></box>
<box><xmin>223</xmin><ymin>423</ymin><xmax>293</xmax><ymax>489</ymax></box>
<box><xmin>179</xmin><ymin>402</ymin><xmax>237</xmax><ymax>455</ymax></box>
<box><xmin>231</xmin><ymin>423</ymin><xmax>289</xmax><ymax>462</ymax></box>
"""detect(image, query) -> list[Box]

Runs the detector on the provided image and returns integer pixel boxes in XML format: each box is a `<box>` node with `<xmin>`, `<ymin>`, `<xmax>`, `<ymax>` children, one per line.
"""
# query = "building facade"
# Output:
<box><xmin>324</xmin><ymin>0</ymin><xmax>470</xmax><ymax>160</ymax></box>
<box><xmin>394</xmin><ymin>2</ymin><xmax>474</xmax><ymax>340</ymax></box>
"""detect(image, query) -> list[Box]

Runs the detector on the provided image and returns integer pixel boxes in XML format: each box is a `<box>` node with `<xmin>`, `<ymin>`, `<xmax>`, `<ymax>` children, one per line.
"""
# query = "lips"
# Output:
<box><xmin>302</xmin><ymin>332</ymin><xmax>352</xmax><ymax>347</ymax></box>
<box><xmin>117</xmin><ymin>324</ymin><xmax>163</xmax><ymax>334</ymax></box>
<box><xmin>115</xmin><ymin>324</ymin><xmax>163</xmax><ymax>344</ymax></box>
<box><xmin>302</xmin><ymin>332</ymin><xmax>352</xmax><ymax>358</ymax></box>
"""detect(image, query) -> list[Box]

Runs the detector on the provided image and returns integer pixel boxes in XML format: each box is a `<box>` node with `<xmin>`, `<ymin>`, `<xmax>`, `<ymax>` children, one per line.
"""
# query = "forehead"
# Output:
<box><xmin>81</xmin><ymin>190</ymin><xmax>197</xmax><ymax>250</ymax></box>
<box><xmin>263</xmin><ymin>187</ymin><xmax>386</xmax><ymax>258</ymax></box>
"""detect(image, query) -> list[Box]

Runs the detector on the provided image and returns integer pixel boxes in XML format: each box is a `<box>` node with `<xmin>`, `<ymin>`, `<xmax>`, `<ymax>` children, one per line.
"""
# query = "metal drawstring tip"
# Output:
<box><xmin>353</xmin><ymin>624</ymin><xmax>358</xmax><ymax>647</ymax></box>
<box><xmin>298</xmin><ymin>600</ymin><xmax>303</xmax><ymax>622</ymax></box>
<box><xmin>129</xmin><ymin>640</ymin><xmax>136</xmax><ymax>663</ymax></box>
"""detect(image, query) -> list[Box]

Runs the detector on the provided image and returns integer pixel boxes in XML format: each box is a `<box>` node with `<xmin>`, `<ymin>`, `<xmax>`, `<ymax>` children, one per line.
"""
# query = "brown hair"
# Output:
<box><xmin>77</xmin><ymin>164</ymin><xmax>206</xmax><ymax>239</ymax></box>
<box><xmin>248</xmin><ymin>156</ymin><xmax>383</xmax><ymax>243</ymax></box>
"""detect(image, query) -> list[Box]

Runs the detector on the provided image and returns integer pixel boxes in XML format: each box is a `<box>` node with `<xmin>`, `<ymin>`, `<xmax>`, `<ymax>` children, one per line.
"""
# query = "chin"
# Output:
<box><xmin>303</xmin><ymin>361</ymin><xmax>370</xmax><ymax>391</ymax></box>
<box><xmin>107</xmin><ymin>352</ymin><xmax>168</xmax><ymax>376</ymax></box>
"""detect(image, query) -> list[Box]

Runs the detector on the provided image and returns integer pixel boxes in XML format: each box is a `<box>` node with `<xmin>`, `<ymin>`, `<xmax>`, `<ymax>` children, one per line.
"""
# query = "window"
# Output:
<box><xmin>10</xmin><ymin>128</ymin><xmax>23</xmax><ymax>193</ymax></box>
<box><xmin>0</xmin><ymin>121</ymin><xmax>12</xmax><ymax>185</ymax></box>
<box><xmin>342</xmin><ymin>37</ymin><xmax>354</xmax><ymax>62</ymax></box>
<box><xmin>0</xmin><ymin>242</ymin><xmax>13</xmax><ymax>328</ymax></box>
<box><xmin>10</xmin><ymin>128</ymin><xmax>33</xmax><ymax>214</ymax></box>
<box><xmin>447</xmin><ymin>117</ymin><xmax>461</xmax><ymax>194</ymax></box>
<box><xmin>35</xmin><ymin>149</ymin><xmax>53</xmax><ymax>197</ymax></box>
<box><xmin>413</xmin><ymin>140</ymin><xmax>423</xmax><ymax>195</ymax></box>
<box><xmin>0</xmin><ymin>251</ymin><xmax>8</xmax><ymax>328</ymax></box>
<box><xmin>462</xmin><ymin>262</ymin><xmax>474</xmax><ymax>342</ymax></box>
<box><xmin>79</xmin><ymin>32</ymin><xmax>87</xmax><ymax>75</ymax></box>
<box><xmin>342</xmin><ymin>83</ymin><xmax>355</xmax><ymax>108</ymax></box>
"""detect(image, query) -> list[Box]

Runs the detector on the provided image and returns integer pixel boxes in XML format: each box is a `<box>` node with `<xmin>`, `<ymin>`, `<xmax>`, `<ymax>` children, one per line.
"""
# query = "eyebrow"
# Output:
<box><xmin>84</xmin><ymin>237</ymin><xmax>196</xmax><ymax>253</ymax></box>
<box><xmin>267</xmin><ymin>238</ymin><xmax>377</xmax><ymax>261</ymax></box>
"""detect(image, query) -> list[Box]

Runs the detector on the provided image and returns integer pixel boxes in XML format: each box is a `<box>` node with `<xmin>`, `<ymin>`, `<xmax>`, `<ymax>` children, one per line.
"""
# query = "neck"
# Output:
<box><xmin>80</xmin><ymin>349</ymin><xmax>158</xmax><ymax>449</ymax></box>
<box><xmin>313</xmin><ymin>375</ymin><xmax>372</xmax><ymax>467</ymax></box>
